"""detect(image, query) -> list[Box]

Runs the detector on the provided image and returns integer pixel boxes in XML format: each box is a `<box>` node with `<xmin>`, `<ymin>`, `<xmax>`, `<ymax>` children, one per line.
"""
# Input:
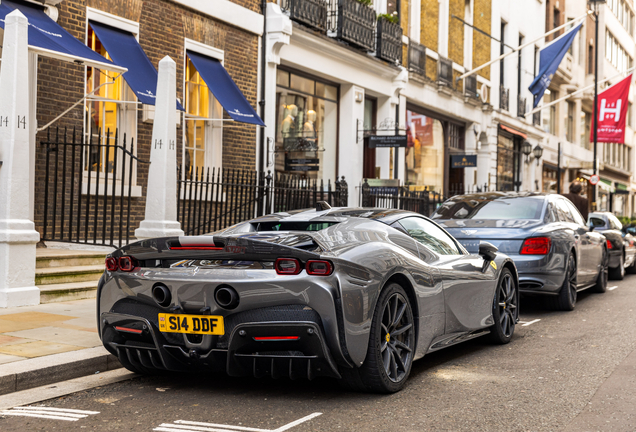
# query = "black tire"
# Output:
<box><xmin>548</xmin><ymin>252</ymin><xmax>577</xmax><ymax>311</ymax></box>
<box><xmin>608</xmin><ymin>251</ymin><xmax>625</xmax><ymax>281</ymax></box>
<box><xmin>489</xmin><ymin>268</ymin><xmax>518</xmax><ymax>344</ymax></box>
<box><xmin>627</xmin><ymin>257</ymin><xmax>636</xmax><ymax>274</ymax></box>
<box><xmin>591</xmin><ymin>247</ymin><xmax>609</xmax><ymax>293</ymax></box>
<box><xmin>339</xmin><ymin>283</ymin><xmax>415</xmax><ymax>393</ymax></box>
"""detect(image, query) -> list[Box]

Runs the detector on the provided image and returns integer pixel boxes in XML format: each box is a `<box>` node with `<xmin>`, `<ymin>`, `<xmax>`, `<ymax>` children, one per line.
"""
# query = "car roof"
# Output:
<box><xmin>249</xmin><ymin>207</ymin><xmax>420</xmax><ymax>225</ymax></box>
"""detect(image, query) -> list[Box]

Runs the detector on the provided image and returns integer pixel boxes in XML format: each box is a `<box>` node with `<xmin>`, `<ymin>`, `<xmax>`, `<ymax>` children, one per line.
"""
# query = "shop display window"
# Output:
<box><xmin>405</xmin><ymin>110</ymin><xmax>445</xmax><ymax>194</ymax></box>
<box><xmin>275</xmin><ymin>69</ymin><xmax>338</xmax><ymax>181</ymax></box>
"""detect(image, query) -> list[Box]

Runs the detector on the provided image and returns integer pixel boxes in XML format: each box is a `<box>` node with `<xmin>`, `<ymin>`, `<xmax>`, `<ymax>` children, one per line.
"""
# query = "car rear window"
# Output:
<box><xmin>433</xmin><ymin>197</ymin><xmax>545</xmax><ymax>220</ymax></box>
<box><xmin>252</xmin><ymin>222</ymin><xmax>339</xmax><ymax>231</ymax></box>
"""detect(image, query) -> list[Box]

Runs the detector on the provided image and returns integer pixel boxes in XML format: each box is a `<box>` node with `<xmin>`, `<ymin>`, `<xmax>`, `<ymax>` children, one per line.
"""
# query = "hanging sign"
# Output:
<box><xmin>451</xmin><ymin>155</ymin><xmax>477</xmax><ymax>168</ymax></box>
<box><xmin>591</xmin><ymin>74</ymin><xmax>632</xmax><ymax>144</ymax></box>
<box><xmin>367</xmin><ymin>135</ymin><xmax>408</xmax><ymax>148</ymax></box>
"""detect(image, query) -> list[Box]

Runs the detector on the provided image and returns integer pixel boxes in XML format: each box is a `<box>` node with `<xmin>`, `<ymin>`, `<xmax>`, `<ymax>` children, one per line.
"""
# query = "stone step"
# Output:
<box><xmin>36</xmin><ymin>250</ymin><xmax>107</xmax><ymax>269</ymax></box>
<box><xmin>35</xmin><ymin>265</ymin><xmax>104</xmax><ymax>286</ymax></box>
<box><xmin>39</xmin><ymin>281</ymin><xmax>100</xmax><ymax>304</ymax></box>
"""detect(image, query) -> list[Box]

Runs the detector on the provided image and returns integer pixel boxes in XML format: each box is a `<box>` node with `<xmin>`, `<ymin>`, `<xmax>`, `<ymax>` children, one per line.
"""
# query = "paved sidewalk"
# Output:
<box><xmin>0</xmin><ymin>298</ymin><xmax>101</xmax><ymax>365</ymax></box>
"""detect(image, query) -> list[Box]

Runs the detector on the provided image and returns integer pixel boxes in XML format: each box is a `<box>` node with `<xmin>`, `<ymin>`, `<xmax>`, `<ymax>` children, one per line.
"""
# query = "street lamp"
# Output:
<box><xmin>589</xmin><ymin>0</ymin><xmax>606</xmax><ymax>211</ymax></box>
<box><xmin>533</xmin><ymin>144</ymin><xmax>543</xmax><ymax>166</ymax></box>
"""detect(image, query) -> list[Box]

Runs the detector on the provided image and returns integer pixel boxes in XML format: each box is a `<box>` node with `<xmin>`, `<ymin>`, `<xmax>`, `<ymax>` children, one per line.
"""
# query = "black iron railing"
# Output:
<box><xmin>517</xmin><ymin>96</ymin><xmax>527</xmax><ymax>118</ymax></box>
<box><xmin>376</xmin><ymin>17</ymin><xmax>402</xmax><ymax>63</ymax></box>
<box><xmin>500</xmin><ymin>86</ymin><xmax>510</xmax><ymax>111</ymax></box>
<box><xmin>437</xmin><ymin>56</ymin><xmax>453</xmax><ymax>86</ymax></box>
<box><xmin>39</xmin><ymin>127</ymin><xmax>147</xmax><ymax>247</ymax></box>
<box><xmin>328</xmin><ymin>0</ymin><xmax>375</xmax><ymax>51</ymax></box>
<box><xmin>281</xmin><ymin>0</ymin><xmax>328</xmax><ymax>32</ymax></box>
<box><xmin>408</xmin><ymin>41</ymin><xmax>426</xmax><ymax>76</ymax></box>
<box><xmin>464</xmin><ymin>75</ymin><xmax>477</xmax><ymax>98</ymax></box>
<box><xmin>177</xmin><ymin>168</ymin><xmax>348</xmax><ymax>236</ymax></box>
<box><xmin>360</xmin><ymin>180</ymin><xmax>445</xmax><ymax>217</ymax></box>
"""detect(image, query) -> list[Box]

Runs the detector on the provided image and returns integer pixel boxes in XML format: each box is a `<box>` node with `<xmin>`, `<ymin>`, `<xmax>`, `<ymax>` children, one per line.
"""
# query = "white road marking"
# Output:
<box><xmin>519</xmin><ymin>319</ymin><xmax>541</xmax><ymax>326</ymax></box>
<box><xmin>609</xmin><ymin>286</ymin><xmax>619</xmax><ymax>291</ymax></box>
<box><xmin>0</xmin><ymin>406</ymin><xmax>100</xmax><ymax>422</ymax></box>
<box><xmin>154</xmin><ymin>413</ymin><xmax>323</xmax><ymax>432</ymax></box>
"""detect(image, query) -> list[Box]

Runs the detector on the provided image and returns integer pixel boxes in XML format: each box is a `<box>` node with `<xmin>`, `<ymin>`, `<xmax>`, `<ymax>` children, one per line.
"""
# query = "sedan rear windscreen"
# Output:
<box><xmin>433</xmin><ymin>197</ymin><xmax>544</xmax><ymax>220</ymax></box>
<box><xmin>252</xmin><ymin>222</ymin><xmax>339</xmax><ymax>231</ymax></box>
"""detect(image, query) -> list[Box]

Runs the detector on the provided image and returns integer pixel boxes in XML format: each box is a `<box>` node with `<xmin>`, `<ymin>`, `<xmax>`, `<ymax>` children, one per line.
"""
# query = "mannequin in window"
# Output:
<box><xmin>303</xmin><ymin>109</ymin><xmax>317</xmax><ymax>149</ymax></box>
<box><xmin>281</xmin><ymin>104</ymin><xmax>298</xmax><ymax>138</ymax></box>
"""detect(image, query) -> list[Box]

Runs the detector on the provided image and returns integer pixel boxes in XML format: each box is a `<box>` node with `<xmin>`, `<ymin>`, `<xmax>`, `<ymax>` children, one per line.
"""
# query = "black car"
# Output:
<box><xmin>588</xmin><ymin>212</ymin><xmax>636</xmax><ymax>280</ymax></box>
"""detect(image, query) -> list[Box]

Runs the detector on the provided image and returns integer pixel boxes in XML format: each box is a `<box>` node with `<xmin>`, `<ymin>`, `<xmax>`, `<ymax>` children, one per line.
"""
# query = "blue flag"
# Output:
<box><xmin>529</xmin><ymin>23</ymin><xmax>582</xmax><ymax>108</ymax></box>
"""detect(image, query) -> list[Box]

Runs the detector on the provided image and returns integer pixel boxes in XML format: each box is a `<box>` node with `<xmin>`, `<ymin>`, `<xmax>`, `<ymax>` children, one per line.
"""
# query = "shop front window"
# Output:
<box><xmin>85</xmin><ymin>26</ymin><xmax>136</xmax><ymax>176</ymax></box>
<box><xmin>542</xmin><ymin>165</ymin><xmax>558</xmax><ymax>193</ymax></box>
<box><xmin>275</xmin><ymin>69</ymin><xmax>338</xmax><ymax>181</ymax></box>
<box><xmin>184</xmin><ymin>55</ymin><xmax>222</xmax><ymax>179</ymax></box>
<box><xmin>497</xmin><ymin>132</ymin><xmax>521</xmax><ymax>192</ymax></box>
<box><xmin>405</xmin><ymin>110</ymin><xmax>445</xmax><ymax>194</ymax></box>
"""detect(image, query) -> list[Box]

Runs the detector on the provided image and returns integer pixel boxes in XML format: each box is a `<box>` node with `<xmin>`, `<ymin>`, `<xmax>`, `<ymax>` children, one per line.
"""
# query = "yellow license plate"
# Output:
<box><xmin>158</xmin><ymin>313</ymin><xmax>224</xmax><ymax>335</ymax></box>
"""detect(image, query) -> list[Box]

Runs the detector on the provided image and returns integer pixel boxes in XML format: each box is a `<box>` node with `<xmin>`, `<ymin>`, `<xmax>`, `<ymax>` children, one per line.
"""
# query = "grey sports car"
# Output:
<box><xmin>432</xmin><ymin>192</ymin><xmax>608</xmax><ymax>311</ymax></box>
<box><xmin>98</xmin><ymin>207</ymin><xmax>519</xmax><ymax>393</ymax></box>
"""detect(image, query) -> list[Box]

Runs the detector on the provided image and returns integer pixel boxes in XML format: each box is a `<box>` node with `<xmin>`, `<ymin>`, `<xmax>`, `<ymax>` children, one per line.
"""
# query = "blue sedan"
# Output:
<box><xmin>432</xmin><ymin>192</ymin><xmax>608</xmax><ymax>311</ymax></box>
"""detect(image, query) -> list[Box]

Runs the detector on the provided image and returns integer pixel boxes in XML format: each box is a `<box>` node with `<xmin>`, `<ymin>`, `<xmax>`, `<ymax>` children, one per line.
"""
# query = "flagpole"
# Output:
<box><xmin>524</xmin><ymin>67</ymin><xmax>635</xmax><ymax>117</ymax></box>
<box><xmin>457</xmin><ymin>11</ymin><xmax>592</xmax><ymax>82</ymax></box>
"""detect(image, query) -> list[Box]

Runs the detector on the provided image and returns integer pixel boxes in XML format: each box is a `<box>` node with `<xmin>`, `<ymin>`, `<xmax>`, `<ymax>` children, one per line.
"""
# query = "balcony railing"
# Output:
<box><xmin>328</xmin><ymin>0</ymin><xmax>375</xmax><ymax>52</ymax></box>
<box><xmin>464</xmin><ymin>75</ymin><xmax>477</xmax><ymax>98</ymax></box>
<box><xmin>533</xmin><ymin>111</ymin><xmax>541</xmax><ymax>126</ymax></box>
<box><xmin>408</xmin><ymin>41</ymin><xmax>426</xmax><ymax>77</ymax></box>
<box><xmin>437</xmin><ymin>56</ymin><xmax>453</xmax><ymax>86</ymax></box>
<box><xmin>517</xmin><ymin>96</ymin><xmax>527</xmax><ymax>118</ymax></box>
<box><xmin>376</xmin><ymin>17</ymin><xmax>402</xmax><ymax>63</ymax></box>
<box><xmin>500</xmin><ymin>86</ymin><xmax>509</xmax><ymax>111</ymax></box>
<box><xmin>281</xmin><ymin>0</ymin><xmax>328</xmax><ymax>32</ymax></box>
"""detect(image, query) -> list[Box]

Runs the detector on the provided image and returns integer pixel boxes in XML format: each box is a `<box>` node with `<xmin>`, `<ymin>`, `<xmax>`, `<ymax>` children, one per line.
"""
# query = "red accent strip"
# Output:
<box><xmin>115</xmin><ymin>326</ymin><xmax>143</xmax><ymax>334</ymax></box>
<box><xmin>253</xmin><ymin>336</ymin><xmax>300</xmax><ymax>341</ymax></box>
<box><xmin>169</xmin><ymin>246</ymin><xmax>224</xmax><ymax>250</ymax></box>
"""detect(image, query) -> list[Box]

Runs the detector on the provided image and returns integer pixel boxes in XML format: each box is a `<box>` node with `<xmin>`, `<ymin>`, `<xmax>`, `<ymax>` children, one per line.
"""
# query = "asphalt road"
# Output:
<box><xmin>2</xmin><ymin>275</ymin><xmax>636</xmax><ymax>432</ymax></box>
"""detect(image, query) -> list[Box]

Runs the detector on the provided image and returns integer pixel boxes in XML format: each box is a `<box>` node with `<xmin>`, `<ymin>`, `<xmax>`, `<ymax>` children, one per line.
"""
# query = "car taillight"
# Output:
<box><xmin>275</xmin><ymin>258</ymin><xmax>301</xmax><ymax>275</ymax></box>
<box><xmin>105</xmin><ymin>257</ymin><xmax>118</xmax><ymax>272</ymax></box>
<box><xmin>306</xmin><ymin>260</ymin><xmax>333</xmax><ymax>276</ymax></box>
<box><xmin>520</xmin><ymin>237</ymin><xmax>552</xmax><ymax>255</ymax></box>
<box><xmin>118</xmin><ymin>256</ymin><xmax>138</xmax><ymax>272</ymax></box>
<box><xmin>606</xmin><ymin>239</ymin><xmax>613</xmax><ymax>250</ymax></box>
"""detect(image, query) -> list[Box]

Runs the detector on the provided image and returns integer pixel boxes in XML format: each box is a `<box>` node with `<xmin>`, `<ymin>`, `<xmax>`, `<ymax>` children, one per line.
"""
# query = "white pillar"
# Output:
<box><xmin>338</xmin><ymin>84</ymin><xmax>365</xmax><ymax>205</ymax></box>
<box><xmin>135</xmin><ymin>56</ymin><xmax>184</xmax><ymax>240</ymax></box>
<box><xmin>264</xmin><ymin>3</ymin><xmax>291</xmax><ymax>172</ymax></box>
<box><xmin>376</xmin><ymin>97</ymin><xmax>393</xmax><ymax>179</ymax></box>
<box><xmin>0</xmin><ymin>10</ymin><xmax>40</xmax><ymax>307</ymax></box>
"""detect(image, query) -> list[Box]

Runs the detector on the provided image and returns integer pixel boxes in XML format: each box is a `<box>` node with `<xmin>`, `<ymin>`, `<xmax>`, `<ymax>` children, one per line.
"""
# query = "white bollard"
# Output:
<box><xmin>135</xmin><ymin>56</ymin><xmax>184</xmax><ymax>240</ymax></box>
<box><xmin>0</xmin><ymin>10</ymin><xmax>40</xmax><ymax>307</ymax></box>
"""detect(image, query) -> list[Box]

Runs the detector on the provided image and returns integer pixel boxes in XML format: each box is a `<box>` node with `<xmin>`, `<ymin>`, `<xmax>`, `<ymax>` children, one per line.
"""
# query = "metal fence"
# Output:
<box><xmin>360</xmin><ymin>180</ymin><xmax>445</xmax><ymax>217</ymax></box>
<box><xmin>39</xmin><ymin>127</ymin><xmax>147</xmax><ymax>247</ymax></box>
<box><xmin>177</xmin><ymin>168</ymin><xmax>349</xmax><ymax>235</ymax></box>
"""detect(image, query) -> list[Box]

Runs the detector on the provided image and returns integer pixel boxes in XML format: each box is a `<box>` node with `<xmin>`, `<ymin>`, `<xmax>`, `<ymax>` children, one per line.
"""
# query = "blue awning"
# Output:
<box><xmin>90</xmin><ymin>21</ymin><xmax>183</xmax><ymax>110</ymax></box>
<box><xmin>0</xmin><ymin>1</ymin><xmax>124</xmax><ymax>73</ymax></box>
<box><xmin>187</xmin><ymin>50</ymin><xmax>264</xmax><ymax>126</ymax></box>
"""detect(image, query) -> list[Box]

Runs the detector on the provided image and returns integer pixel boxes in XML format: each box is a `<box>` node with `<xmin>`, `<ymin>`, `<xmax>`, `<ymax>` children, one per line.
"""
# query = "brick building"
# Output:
<box><xmin>1</xmin><ymin>0</ymin><xmax>263</xmax><ymax>243</ymax></box>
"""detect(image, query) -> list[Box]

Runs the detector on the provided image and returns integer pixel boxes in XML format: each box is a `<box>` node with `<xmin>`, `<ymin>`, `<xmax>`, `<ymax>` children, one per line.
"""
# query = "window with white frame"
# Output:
<box><xmin>84</xmin><ymin>10</ymin><xmax>138</xmax><ymax>183</ymax></box>
<box><xmin>605</xmin><ymin>30</ymin><xmax>632</xmax><ymax>74</ymax></box>
<box><xmin>183</xmin><ymin>41</ymin><xmax>223</xmax><ymax>180</ymax></box>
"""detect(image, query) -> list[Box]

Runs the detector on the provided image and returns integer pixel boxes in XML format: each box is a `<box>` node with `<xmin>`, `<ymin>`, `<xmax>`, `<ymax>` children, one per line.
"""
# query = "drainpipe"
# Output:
<box><xmin>258</xmin><ymin>0</ymin><xmax>268</xmax><ymax>173</ymax></box>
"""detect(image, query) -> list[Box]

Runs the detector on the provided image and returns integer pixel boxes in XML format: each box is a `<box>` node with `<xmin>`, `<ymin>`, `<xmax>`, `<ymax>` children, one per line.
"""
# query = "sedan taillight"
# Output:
<box><xmin>275</xmin><ymin>258</ymin><xmax>301</xmax><ymax>275</ymax></box>
<box><xmin>306</xmin><ymin>260</ymin><xmax>334</xmax><ymax>276</ymax></box>
<box><xmin>105</xmin><ymin>257</ymin><xmax>118</xmax><ymax>272</ymax></box>
<box><xmin>520</xmin><ymin>237</ymin><xmax>552</xmax><ymax>255</ymax></box>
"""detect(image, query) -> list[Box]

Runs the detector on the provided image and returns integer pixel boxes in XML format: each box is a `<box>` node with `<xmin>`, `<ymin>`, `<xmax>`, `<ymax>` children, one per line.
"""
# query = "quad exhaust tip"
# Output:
<box><xmin>215</xmin><ymin>286</ymin><xmax>240</xmax><ymax>309</ymax></box>
<box><xmin>152</xmin><ymin>283</ymin><xmax>172</xmax><ymax>307</ymax></box>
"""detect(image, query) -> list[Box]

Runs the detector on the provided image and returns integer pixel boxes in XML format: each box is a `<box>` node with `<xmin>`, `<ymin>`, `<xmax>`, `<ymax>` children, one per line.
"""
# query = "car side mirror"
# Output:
<box><xmin>478</xmin><ymin>241</ymin><xmax>498</xmax><ymax>262</ymax></box>
<box><xmin>588</xmin><ymin>224</ymin><xmax>595</xmax><ymax>232</ymax></box>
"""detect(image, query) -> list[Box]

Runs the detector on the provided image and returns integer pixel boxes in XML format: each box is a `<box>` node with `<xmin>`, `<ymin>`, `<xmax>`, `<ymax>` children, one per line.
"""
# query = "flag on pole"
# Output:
<box><xmin>591</xmin><ymin>74</ymin><xmax>632</xmax><ymax>144</ymax></box>
<box><xmin>529</xmin><ymin>23</ymin><xmax>582</xmax><ymax>108</ymax></box>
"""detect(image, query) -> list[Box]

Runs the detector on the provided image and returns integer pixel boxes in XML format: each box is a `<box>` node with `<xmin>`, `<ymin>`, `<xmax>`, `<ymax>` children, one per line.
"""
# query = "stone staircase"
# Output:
<box><xmin>36</xmin><ymin>249</ymin><xmax>108</xmax><ymax>303</ymax></box>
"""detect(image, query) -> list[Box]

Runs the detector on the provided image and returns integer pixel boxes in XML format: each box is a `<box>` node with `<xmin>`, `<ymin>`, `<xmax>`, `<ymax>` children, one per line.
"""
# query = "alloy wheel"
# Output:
<box><xmin>380</xmin><ymin>293</ymin><xmax>414</xmax><ymax>383</ymax></box>
<box><xmin>567</xmin><ymin>255</ymin><xmax>577</xmax><ymax>305</ymax></box>
<box><xmin>497</xmin><ymin>272</ymin><xmax>518</xmax><ymax>338</ymax></box>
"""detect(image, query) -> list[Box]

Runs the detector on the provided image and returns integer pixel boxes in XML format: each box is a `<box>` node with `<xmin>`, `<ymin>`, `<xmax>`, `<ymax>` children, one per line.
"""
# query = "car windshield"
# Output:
<box><xmin>433</xmin><ymin>197</ymin><xmax>545</xmax><ymax>220</ymax></box>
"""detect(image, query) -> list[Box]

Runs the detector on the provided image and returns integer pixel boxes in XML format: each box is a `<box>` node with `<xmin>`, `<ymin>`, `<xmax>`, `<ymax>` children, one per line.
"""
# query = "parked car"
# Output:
<box><xmin>588</xmin><ymin>211</ymin><xmax>636</xmax><ymax>279</ymax></box>
<box><xmin>432</xmin><ymin>192</ymin><xmax>608</xmax><ymax>311</ymax></box>
<box><xmin>98</xmin><ymin>207</ymin><xmax>519</xmax><ymax>393</ymax></box>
